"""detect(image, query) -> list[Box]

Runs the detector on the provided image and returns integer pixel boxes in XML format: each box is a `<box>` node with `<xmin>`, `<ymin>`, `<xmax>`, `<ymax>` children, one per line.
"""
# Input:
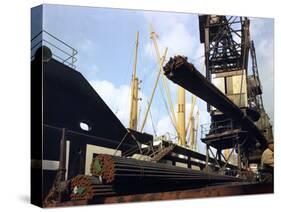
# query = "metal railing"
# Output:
<box><xmin>201</xmin><ymin>119</ymin><xmax>234</xmax><ymax>139</ymax></box>
<box><xmin>31</xmin><ymin>30</ymin><xmax>78</xmax><ymax>69</ymax></box>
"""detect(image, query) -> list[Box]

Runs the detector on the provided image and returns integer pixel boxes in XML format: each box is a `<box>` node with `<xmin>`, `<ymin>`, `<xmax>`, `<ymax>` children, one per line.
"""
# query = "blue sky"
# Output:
<box><xmin>32</xmin><ymin>4</ymin><xmax>274</xmax><ymax>153</ymax></box>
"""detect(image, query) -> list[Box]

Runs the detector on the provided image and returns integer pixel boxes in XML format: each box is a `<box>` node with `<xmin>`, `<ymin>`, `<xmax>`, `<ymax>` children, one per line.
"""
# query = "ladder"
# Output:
<box><xmin>150</xmin><ymin>144</ymin><xmax>175</xmax><ymax>162</ymax></box>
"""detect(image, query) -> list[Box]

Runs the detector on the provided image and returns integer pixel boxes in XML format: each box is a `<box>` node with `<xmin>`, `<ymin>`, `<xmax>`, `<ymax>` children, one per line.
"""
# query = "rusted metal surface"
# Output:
<box><xmin>91</xmin><ymin>154</ymin><xmax>115</xmax><ymax>183</ymax></box>
<box><xmin>70</xmin><ymin>175</ymin><xmax>95</xmax><ymax>201</ymax></box>
<box><xmin>44</xmin><ymin>175</ymin><xmax>116</xmax><ymax>207</ymax></box>
<box><xmin>43</xmin><ymin>175</ymin><xmax>69</xmax><ymax>207</ymax></box>
<box><xmin>46</xmin><ymin>182</ymin><xmax>273</xmax><ymax>207</ymax></box>
<box><xmin>69</xmin><ymin>175</ymin><xmax>115</xmax><ymax>201</ymax></box>
<box><xmin>44</xmin><ymin>152</ymin><xmax>244</xmax><ymax>208</ymax></box>
<box><xmin>102</xmin><ymin>182</ymin><xmax>273</xmax><ymax>204</ymax></box>
<box><xmin>46</xmin><ymin>199</ymin><xmax>88</xmax><ymax>208</ymax></box>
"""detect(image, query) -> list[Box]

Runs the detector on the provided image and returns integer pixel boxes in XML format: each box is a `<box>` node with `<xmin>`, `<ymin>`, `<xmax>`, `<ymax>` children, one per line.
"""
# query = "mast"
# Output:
<box><xmin>194</xmin><ymin>109</ymin><xmax>199</xmax><ymax>151</ymax></box>
<box><xmin>177</xmin><ymin>86</ymin><xmax>186</xmax><ymax>146</ymax></box>
<box><xmin>186</xmin><ymin>95</ymin><xmax>196</xmax><ymax>137</ymax></box>
<box><xmin>129</xmin><ymin>31</ymin><xmax>139</xmax><ymax>130</ymax></box>
<box><xmin>189</xmin><ymin>115</ymin><xmax>195</xmax><ymax>149</ymax></box>
<box><xmin>140</xmin><ymin>47</ymin><xmax>168</xmax><ymax>132</ymax></box>
<box><xmin>149</xmin><ymin>25</ymin><xmax>178</xmax><ymax>134</ymax></box>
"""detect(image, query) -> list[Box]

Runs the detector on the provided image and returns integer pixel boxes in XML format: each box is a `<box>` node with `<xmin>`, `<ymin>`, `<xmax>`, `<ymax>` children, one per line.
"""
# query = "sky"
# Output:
<box><xmin>31</xmin><ymin>4</ymin><xmax>274</xmax><ymax>153</ymax></box>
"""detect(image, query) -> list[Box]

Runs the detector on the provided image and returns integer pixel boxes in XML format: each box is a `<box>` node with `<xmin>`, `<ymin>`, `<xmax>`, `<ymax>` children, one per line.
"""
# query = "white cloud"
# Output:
<box><xmin>142</xmin><ymin>12</ymin><xmax>202</xmax><ymax>64</ymax></box>
<box><xmin>90</xmin><ymin>80</ymin><xmax>131</xmax><ymax>126</ymax></box>
<box><xmin>156</xmin><ymin>115</ymin><xmax>176</xmax><ymax>138</ymax></box>
<box><xmin>143</xmin><ymin>23</ymin><xmax>199</xmax><ymax>61</ymax></box>
<box><xmin>90</xmin><ymin>80</ymin><xmax>149</xmax><ymax>129</ymax></box>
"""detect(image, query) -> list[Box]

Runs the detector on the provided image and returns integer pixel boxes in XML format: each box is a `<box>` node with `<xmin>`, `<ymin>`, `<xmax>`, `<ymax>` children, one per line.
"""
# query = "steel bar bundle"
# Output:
<box><xmin>59</xmin><ymin>154</ymin><xmax>242</xmax><ymax>203</ymax></box>
<box><xmin>69</xmin><ymin>175</ymin><xmax>115</xmax><ymax>201</ymax></box>
<box><xmin>91</xmin><ymin>154</ymin><xmax>240</xmax><ymax>186</ymax></box>
<box><xmin>163</xmin><ymin>56</ymin><xmax>268</xmax><ymax>149</ymax></box>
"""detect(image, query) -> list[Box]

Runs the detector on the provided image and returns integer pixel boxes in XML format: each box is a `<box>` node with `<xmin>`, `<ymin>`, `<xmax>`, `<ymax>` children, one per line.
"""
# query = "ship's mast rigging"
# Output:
<box><xmin>139</xmin><ymin>26</ymin><xmax>200</xmax><ymax>148</ymax></box>
<box><xmin>129</xmin><ymin>31</ymin><xmax>139</xmax><ymax>130</ymax></box>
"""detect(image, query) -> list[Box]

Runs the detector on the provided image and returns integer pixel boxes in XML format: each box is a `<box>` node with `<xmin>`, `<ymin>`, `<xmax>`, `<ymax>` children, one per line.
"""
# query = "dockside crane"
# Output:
<box><xmin>163</xmin><ymin>15</ymin><xmax>273</xmax><ymax>173</ymax></box>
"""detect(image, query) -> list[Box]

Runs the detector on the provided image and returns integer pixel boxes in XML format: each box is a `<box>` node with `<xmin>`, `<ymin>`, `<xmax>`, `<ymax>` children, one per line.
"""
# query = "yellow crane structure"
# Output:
<box><xmin>177</xmin><ymin>86</ymin><xmax>186</xmax><ymax>146</ymax></box>
<box><xmin>186</xmin><ymin>95</ymin><xmax>197</xmax><ymax>135</ymax></box>
<box><xmin>186</xmin><ymin>95</ymin><xmax>199</xmax><ymax>151</ymax></box>
<box><xmin>149</xmin><ymin>26</ymin><xmax>178</xmax><ymax>132</ymax></box>
<box><xmin>139</xmin><ymin>25</ymin><xmax>200</xmax><ymax>149</ymax></box>
<box><xmin>223</xmin><ymin>149</ymin><xmax>237</xmax><ymax>165</ymax></box>
<box><xmin>224</xmin><ymin>149</ymin><xmax>230</xmax><ymax>159</ymax></box>
<box><xmin>194</xmin><ymin>110</ymin><xmax>199</xmax><ymax>148</ymax></box>
<box><xmin>140</xmin><ymin>47</ymin><xmax>168</xmax><ymax>132</ymax></box>
<box><xmin>129</xmin><ymin>31</ymin><xmax>139</xmax><ymax>130</ymax></box>
<box><xmin>140</xmin><ymin>25</ymin><xmax>178</xmax><ymax>136</ymax></box>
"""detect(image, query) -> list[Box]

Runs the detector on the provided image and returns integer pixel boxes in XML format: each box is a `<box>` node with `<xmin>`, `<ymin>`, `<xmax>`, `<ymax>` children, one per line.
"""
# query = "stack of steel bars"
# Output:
<box><xmin>69</xmin><ymin>175</ymin><xmax>115</xmax><ymax>201</ymax></box>
<box><xmin>91</xmin><ymin>154</ymin><xmax>241</xmax><ymax>186</ymax></box>
<box><xmin>63</xmin><ymin>154</ymin><xmax>242</xmax><ymax>202</ymax></box>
